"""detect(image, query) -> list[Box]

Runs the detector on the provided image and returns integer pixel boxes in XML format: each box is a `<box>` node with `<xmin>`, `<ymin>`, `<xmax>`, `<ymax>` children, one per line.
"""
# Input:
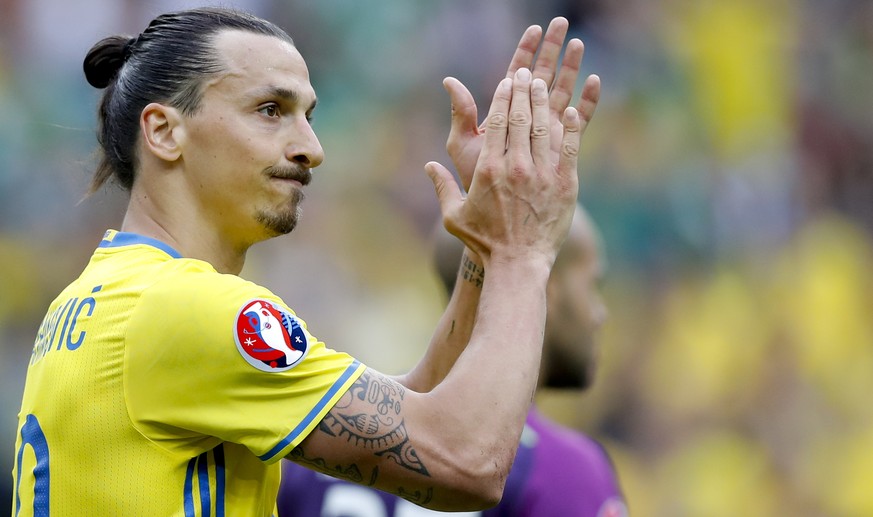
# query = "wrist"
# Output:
<box><xmin>484</xmin><ymin>248</ymin><xmax>554</xmax><ymax>282</ymax></box>
<box><xmin>463</xmin><ymin>247</ymin><xmax>482</xmax><ymax>265</ymax></box>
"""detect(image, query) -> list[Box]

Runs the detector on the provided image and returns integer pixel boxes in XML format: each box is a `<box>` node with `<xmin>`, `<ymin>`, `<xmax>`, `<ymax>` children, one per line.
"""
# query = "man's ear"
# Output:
<box><xmin>140</xmin><ymin>103</ymin><xmax>183</xmax><ymax>162</ymax></box>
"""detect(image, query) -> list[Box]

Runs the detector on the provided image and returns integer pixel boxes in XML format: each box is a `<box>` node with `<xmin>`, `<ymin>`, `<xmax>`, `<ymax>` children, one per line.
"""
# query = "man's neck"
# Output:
<box><xmin>121</xmin><ymin>194</ymin><xmax>249</xmax><ymax>275</ymax></box>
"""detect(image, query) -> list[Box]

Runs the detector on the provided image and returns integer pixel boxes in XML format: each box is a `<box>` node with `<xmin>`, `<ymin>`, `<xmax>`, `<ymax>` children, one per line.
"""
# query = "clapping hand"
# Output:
<box><xmin>444</xmin><ymin>17</ymin><xmax>601</xmax><ymax>191</ymax></box>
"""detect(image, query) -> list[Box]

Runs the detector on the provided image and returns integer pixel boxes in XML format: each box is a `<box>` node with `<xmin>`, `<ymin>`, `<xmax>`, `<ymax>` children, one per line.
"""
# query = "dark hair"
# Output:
<box><xmin>82</xmin><ymin>7</ymin><xmax>294</xmax><ymax>193</ymax></box>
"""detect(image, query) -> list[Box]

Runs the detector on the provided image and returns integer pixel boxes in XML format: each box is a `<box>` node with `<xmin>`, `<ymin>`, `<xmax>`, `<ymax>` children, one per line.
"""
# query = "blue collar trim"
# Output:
<box><xmin>98</xmin><ymin>231</ymin><xmax>183</xmax><ymax>259</ymax></box>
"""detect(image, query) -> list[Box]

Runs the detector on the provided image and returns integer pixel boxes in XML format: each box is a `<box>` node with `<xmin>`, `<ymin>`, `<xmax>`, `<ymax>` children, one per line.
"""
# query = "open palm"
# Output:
<box><xmin>445</xmin><ymin>18</ymin><xmax>601</xmax><ymax>191</ymax></box>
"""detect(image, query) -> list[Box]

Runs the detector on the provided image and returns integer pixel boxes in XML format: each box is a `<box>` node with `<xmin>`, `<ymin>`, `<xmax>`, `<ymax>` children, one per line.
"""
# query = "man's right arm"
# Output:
<box><xmin>290</xmin><ymin>257</ymin><xmax>552</xmax><ymax>510</ymax></box>
<box><xmin>290</xmin><ymin>67</ymin><xmax>594</xmax><ymax>511</ymax></box>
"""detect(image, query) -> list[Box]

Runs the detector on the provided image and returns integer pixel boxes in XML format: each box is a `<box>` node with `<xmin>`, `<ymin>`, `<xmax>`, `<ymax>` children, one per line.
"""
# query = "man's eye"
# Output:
<box><xmin>259</xmin><ymin>104</ymin><xmax>280</xmax><ymax>117</ymax></box>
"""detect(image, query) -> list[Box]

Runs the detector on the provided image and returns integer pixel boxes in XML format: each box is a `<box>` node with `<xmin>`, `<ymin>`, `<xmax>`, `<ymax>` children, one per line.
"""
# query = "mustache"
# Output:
<box><xmin>264</xmin><ymin>164</ymin><xmax>312</xmax><ymax>186</ymax></box>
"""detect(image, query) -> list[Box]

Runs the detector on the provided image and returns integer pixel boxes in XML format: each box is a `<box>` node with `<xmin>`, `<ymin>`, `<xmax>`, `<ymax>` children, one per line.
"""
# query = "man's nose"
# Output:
<box><xmin>286</xmin><ymin>121</ymin><xmax>324</xmax><ymax>168</ymax></box>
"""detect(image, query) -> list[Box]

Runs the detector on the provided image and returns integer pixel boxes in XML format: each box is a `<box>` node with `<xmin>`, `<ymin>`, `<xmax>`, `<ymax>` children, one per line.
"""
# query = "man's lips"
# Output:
<box><xmin>271</xmin><ymin>176</ymin><xmax>304</xmax><ymax>187</ymax></box>
<box><xmin>266</xmin><ymin>165</ymin><xmax>312</xmax><ymax>186</ymax></box>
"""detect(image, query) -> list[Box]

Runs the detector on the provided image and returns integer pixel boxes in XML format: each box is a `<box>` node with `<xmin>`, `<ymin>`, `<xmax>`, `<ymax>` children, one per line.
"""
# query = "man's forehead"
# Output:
<box><xmin>212</xmin><ymin>29</ymin><xmax>300</xmax><ymax>63</ymax></box>
<box><xmin>208</xmin><ymin>29</ymin><xmax>311</xmax><ymax>92</ymax></box>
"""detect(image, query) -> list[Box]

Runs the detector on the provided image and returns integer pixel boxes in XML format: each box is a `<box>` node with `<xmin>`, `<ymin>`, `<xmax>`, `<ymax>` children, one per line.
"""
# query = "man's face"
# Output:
<box><xmin>544</xmin><ymin>211</ymin><xmax>608</xmax><ymax>390</ymax></box>
<box><xmin>177</xmin><ymin>30</ymin><xmax>324</xmax><ymax>247</ymax></box>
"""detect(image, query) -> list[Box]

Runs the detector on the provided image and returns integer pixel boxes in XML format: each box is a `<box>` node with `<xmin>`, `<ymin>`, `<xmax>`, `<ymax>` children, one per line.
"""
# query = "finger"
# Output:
<box><xmin>549</xmin><ymin>38</ymin><xmax>584</xmax><ymax>117</ymax></box>
<box><xmin>482</xmin><ymin>77</ymin><xmax>513</xmax><ymax>160</ymax></box>
<box><xmin>508</xmin><ymin>68</ymin><xmax>533</xmax><ymax>160</ymax></box>
<box><xmin>505</xmin><ymin>25</ymin><xmax>543</xmax><ymax>78</ymax></box>
<box><xmin>444</xmin><ymin>77</ymin><xmax>480</xmax><ymax>140</ymax></box>
<box><xmin>425</xmin><ymin>161</ymin><xmax>463</xmax><ymax>216</ymax></box>
<box><xmin>531</xmin><ymin>17</ymin><xmax>569</xmax><ymax>89</ymax></box>
<box><xmin>531</xmin><ymin>78</ymin><xmax>551</xmax><ymax>166</ymax></box>
<box><xmin>556</xmin><ymin>107</ymin><xmax>581</xmax><ymax>182</ymax></box>
<box><xmin>574</xmin><ymin>74</ymin><xmax>601</xmax><ymax>137</ymax></box>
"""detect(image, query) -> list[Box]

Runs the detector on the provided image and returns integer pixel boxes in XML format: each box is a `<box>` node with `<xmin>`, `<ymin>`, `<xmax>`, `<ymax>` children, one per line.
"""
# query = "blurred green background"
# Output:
<box><xmin>2</xmin><ymin>0</ymin><xmax>873</xmax><ymax>515</ymax></box>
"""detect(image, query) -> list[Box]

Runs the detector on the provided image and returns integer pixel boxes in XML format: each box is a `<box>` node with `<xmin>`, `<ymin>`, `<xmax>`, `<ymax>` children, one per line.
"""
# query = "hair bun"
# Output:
<box><xmin>83</xmin><ymin>35</ymin><xmax>132</xmax><ymax>88</ymax></box>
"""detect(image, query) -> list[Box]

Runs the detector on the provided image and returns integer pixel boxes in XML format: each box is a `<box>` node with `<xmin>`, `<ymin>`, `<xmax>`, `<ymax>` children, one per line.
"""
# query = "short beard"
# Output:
<box><xmin>257</xmin><ymin>164</ymin><xmax>311</xmax><ymax>236</ymax></box>
<box><xmin>256</xmin><ymin>188</ymin><xmax>305</xmax><ymax>236</ymax></box>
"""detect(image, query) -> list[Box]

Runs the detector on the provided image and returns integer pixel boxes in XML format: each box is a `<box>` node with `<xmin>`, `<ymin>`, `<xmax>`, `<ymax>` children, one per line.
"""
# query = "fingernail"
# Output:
<box><xmin>499</xmin><ymin>78</ymin><xmax>512</xmax><ymax>91</ymax></box>
<box><xmin>516</xmin><ymin>68</ymin><xmax>531</xmax><ymax>81</ymax></box>
<box><xmin>532</xmin><ymin>78</ymin><xmax>546</xmax><ymax>93</ymax></box>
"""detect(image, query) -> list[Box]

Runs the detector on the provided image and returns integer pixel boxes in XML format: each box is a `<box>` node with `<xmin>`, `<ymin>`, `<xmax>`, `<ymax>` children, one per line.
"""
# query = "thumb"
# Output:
<box><xmin>425</xmin><ymin>161</ymin><xmax>463</xmax><ymax>216</ymax></box>
<box><xmin>444</xmin><ymin>77</ymin><xmax>479</xmax><ymax>138</ymax></box>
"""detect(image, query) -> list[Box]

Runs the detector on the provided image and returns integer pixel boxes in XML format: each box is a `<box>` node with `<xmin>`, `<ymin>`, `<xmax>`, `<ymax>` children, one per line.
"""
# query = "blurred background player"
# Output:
<box><xmin>278</xmin><ymin>205</ymin><xmax>627</xmax><ymax>516</ymax></box>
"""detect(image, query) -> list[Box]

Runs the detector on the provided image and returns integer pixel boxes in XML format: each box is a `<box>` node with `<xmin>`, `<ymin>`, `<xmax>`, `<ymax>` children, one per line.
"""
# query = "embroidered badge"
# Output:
<box><xmin>234</xmin><ymin>299</ymin><xmax>308</xmax><ymax>372</ymax></box>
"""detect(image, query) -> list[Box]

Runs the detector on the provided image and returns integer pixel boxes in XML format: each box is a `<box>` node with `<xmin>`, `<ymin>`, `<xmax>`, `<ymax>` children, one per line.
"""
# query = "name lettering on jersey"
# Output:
<box><xmin>233</xmin><ymin>299</ymin><xmax>309</xmax><ymax>372</ymax></box>
<box><xmin>31</xmin><ymin>285</ymin><xmax>102</xmax><ymax>364</ymax></box>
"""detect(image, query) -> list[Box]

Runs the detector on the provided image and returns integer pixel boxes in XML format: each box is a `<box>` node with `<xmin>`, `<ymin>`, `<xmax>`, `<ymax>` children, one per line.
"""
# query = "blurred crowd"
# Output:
<box><xmin>2</xmin><ymin>0</ymin><xmax>872</xmax><ymax>515</ymax></box>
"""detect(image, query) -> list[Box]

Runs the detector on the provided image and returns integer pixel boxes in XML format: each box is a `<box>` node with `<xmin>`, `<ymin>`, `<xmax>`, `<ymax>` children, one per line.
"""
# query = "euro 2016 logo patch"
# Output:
<box><xmin>234</xmin><ymin>299</ymin><xmax>309</xmax><ymax>372</ymax></box>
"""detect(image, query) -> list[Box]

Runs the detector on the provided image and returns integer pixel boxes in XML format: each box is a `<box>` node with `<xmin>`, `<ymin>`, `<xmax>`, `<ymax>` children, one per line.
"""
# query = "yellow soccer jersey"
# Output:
<box><xmin>12</xmin><ymin>230</ymin><xmax>366</xmax><ymax>516</ymax></box>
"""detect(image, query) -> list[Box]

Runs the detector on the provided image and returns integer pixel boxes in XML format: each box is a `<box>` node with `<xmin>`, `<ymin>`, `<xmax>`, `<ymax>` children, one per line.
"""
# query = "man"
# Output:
<box><xmin>279</xmin><ymin>206</ymin><xmax>627</xmax><ymax>516</ymax></box>
<box><xmin>11</xmin><ymin>8</ymin><xmax>599</xmax><ymax>516</ymax></box>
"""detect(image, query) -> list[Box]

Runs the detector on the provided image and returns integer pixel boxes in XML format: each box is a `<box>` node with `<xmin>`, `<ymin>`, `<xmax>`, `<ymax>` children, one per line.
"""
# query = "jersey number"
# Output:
<box><xmin>14</xmin><ymin>414</ymin><xmax>50</xmax><ymax>517</ymax></box>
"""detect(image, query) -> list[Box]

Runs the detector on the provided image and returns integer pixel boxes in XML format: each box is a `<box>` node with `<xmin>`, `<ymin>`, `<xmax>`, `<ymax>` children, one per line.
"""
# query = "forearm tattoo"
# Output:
<box><xmin>461</xmin><ymin>252</ymin><xmax>484</xmax><ymax>289</ymax></box>
<box><xmin>320</xmin><ymin>370</ymin><xmax>430</xmax><ymax>476</ymax></box>
<box><xmin>292</xmin><ymin>371</ymin><xmax>434</xmax><ymax>503</ymax></box>
<box><xmin>287</xmin><ymin>446</ymin><xmax>378</xmax><ymax>486</ymax></box>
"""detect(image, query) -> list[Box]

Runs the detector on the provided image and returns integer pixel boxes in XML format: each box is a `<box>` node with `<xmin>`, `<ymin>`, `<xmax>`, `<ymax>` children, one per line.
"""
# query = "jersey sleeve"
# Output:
<box><xmin>124</xmin><ymin>267</ymin><xmax>366</xmax><ymax>463</ymax></box>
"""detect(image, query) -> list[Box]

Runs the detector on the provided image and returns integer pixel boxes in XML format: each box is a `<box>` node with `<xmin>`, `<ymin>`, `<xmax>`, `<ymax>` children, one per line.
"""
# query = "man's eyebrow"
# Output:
<box><xmin>255</xmin><ymin>86</ymin><xmax>317</xmax><ymax>111</ymax></box>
